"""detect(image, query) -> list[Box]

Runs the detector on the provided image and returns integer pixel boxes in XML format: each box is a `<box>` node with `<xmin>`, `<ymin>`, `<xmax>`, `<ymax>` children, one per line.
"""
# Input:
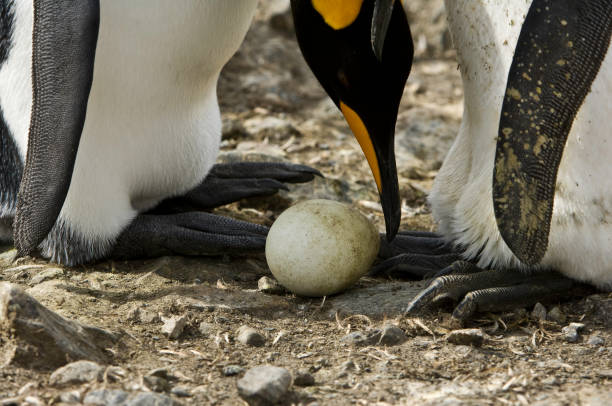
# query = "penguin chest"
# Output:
<box><xmin>56</xmin><ymin>0</ymin><xmax>257</xmax><ymax>239</ymax></box>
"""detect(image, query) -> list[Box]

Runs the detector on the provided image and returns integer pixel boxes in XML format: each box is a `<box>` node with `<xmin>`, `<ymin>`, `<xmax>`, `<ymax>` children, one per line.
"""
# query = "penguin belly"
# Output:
<box><xmin>33</xmin><ymin>0</ymin><xmax>257</xmax><ymax>263</ymax></box>
<box><xmin>430</xmin><ymin>0</ymin><xmax>612</xmax><ymax>289</ymax></box>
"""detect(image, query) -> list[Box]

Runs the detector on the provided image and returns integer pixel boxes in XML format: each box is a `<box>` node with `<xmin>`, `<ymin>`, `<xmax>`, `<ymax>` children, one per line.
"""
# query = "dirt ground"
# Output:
<box><xmin>1</xmin><ymin>1</ymin><xmax>611</xmax><ymax>405</ymax></box>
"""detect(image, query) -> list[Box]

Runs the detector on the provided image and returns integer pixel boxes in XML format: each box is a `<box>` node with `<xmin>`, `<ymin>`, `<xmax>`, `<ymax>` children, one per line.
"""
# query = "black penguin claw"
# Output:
<box><xmin>405</xmin><ymin>265</ymin><xmax>575</xmax><ymax>323</ymax></box>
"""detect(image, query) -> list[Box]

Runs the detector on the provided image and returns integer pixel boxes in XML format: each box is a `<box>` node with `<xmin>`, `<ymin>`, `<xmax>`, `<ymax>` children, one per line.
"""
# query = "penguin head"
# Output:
<box><xmin>291</xmin><ymin>0</ymin><xmax>414</xmax><ymax>240</ymax></box>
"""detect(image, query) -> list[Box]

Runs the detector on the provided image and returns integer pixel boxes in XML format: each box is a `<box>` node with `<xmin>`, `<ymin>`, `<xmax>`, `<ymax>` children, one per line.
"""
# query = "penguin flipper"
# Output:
<box><xmin>493</xmin><ymin>0</ymin><xmax>612</xmax><ymax>265</ymax></box>
<box><xmin>14</xmin><ymin>0</ymin><xmax>100</xmax><ymax>257</ymax></box>
<box><xmin>111</xmin><ymin>212</ymin><xmax>268</xmax><ymax>260</ymax></box>
<box><xmin>154</xmin><ymin>162</ymin><xmax>322</xmax><ymax>212</ymax></box>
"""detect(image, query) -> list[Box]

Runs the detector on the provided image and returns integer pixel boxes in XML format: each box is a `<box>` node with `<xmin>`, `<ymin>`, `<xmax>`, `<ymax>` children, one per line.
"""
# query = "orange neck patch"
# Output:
<box><xmin>340</xmin><ymin>102</ymin><xmax>382</xmax><ymax>193</ymax></box>
<box><xmin>312</xmin><ymin>0</ymin><xmax>364</xmax><ymax>30</ymax></box>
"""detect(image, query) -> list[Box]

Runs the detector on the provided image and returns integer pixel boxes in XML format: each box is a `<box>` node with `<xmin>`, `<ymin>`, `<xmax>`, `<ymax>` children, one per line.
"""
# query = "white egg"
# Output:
<box><xmin>265</xmin><ymin>199</ymin><xmax>380</xmax><ymax>297</ymax></box>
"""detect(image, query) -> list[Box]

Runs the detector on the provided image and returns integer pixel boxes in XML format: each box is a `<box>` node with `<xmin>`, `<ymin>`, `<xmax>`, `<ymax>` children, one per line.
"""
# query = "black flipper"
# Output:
<box><xmin>493</xmin><ymin>0</ymin><xmax>612</xmax><ymax>265</ymax></box>
<box><xmin>14</xmin><ymin>0</ymin><xmax>100</xmax><ymax>256</ymax></box>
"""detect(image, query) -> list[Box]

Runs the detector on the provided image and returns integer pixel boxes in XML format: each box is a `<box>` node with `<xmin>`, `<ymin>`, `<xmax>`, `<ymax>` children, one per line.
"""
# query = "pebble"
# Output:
<box><xmin>547</xmin><ymin>306</ymin><xmax>567</xmax><ymax>324</ymax></box>
<box><xmin>29</xmin><ymin>268</ymin><xmax>63</xmax><ymax>285</ymax></box>
<box><xmin>293</xmin><ymin>370</ymin><xmax>315</xmax><ymax>387</ymax></box>
<box><xmin>237</xmin><ymin>326</ymin><xmax>266</xmax><ymax>347</ymax></box>
<box><xmin>223</xmin><ymin>365</ymin><xmax>245</xmax><ymax>376</ymax></box>
<box><xmin>446</xmin><ymin>328</ymin><xmax>485</xmax><ymax>347</ymax></box>
<box><xmin>587</xmin><ymin>334</ymin><xmax>605</xmax><ymax>346</ymax></box>
<box><xmin>237</xmin><ymin>366</ymin><xmax>292</xmax><ymax>406</ymax></box>
<box><xmin>257</xmin><ymin>276</ymin><xmax>285</xmax><ymax>295</ymax></box>
<box><xmin>83</xmin><ymin>390</ymin><xmax>180</xmax><ymax>406</ymax></box>
<box><xmin>198</xmin><ymin>322</ymin><xmax>214</xmax><ymax>337</ymax></box>
<box><xmin>83</xmin><ymin>389</ymin><xmax>129</xmax><ymax>406</ymax></box>
<box><xmin>49</xmin><ymin>360</ymin><xmax>104</xmax><ymax>386</ymax></box>
<box><xmin>562</xmin><ymin>322</ymin><xmax>585</xmax><ymax>343</ymax></box>
<box><xmin>379</xmin><ymin>325</ymin><xmax>408</xmax><ymax>346</ymax></box>
<box><xmin>531</xmin><ymin>302</ymin><xmax>547</xmax><ymax>320</ymax></box>
<box><xmin>58</xmin><ymin>391</ymin><xmax>81</xmax><ymax>404</ymax></box>
<box><xmin>170</xmin><ymin>387</ymin><xmax>192</xmax><ymax>398</ymax></box>
<box><xmin>161</xmin><ymin>315</ymin><xmax>188</xmax><ymax>339</ymax></box>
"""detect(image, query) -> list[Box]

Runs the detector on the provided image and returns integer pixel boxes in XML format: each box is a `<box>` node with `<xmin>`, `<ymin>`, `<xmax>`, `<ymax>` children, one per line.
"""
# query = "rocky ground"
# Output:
<box><xmin>1</xmin><ymin>1</ymin><xmax>611</xmax><ymax>405</ymax></box>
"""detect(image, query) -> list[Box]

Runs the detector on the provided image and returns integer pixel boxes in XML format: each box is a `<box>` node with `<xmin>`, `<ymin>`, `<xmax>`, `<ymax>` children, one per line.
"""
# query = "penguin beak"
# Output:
<box><xmin>372</xmin><ymin>0</ymin><xmax>397</xmax><ymax>61</ymax></box>
<box><xmin>339</xmin><ymin>102</ymin><xmax>401</xmax><ymax>241</ymax></box>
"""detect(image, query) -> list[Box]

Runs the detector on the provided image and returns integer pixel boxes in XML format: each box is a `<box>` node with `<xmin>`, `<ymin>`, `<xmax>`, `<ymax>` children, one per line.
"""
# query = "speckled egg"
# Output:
<box><xmin>265</xmin><ymin>199</ymin><xmax>380</xmax><ymax>297</ymax></box>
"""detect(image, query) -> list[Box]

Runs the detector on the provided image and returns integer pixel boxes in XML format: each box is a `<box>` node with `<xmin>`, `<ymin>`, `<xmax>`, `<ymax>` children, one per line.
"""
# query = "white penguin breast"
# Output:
<box><xmin>59</xmin><ymin>0</ymin><xmax>258</xmax><ymax>239</ymax></box>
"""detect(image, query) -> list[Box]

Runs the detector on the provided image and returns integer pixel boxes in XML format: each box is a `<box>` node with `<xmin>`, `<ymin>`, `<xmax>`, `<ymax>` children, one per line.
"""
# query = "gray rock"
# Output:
<box><xmin>198</xmin><ymin>321</ymin><xmax>214</xmax><ymax>337</ymax></box>
<box><xmin>58</xmin><ymin>391</ymin><xmax>81</xmax><ymax>404</ymax></box>
<box><xmin>237</xmin><ymin>366</ymin><xmax>292</xmax><ymax>406</ymax></box>
<box><xmin>140</xmin><ymin>309</ymin><xmax>161</xmax><ymax>324</ymax></box>
<box><xmin>446</xmin><ymin>329</ymin><xmax>485</xmax><ymax>347</ymax></box>
<box><xmin>83</xmin><ymin>389</ymin><xmax>129</xmax><ymax>406</ymax></box>
<box><xmin>562</xmin><ymin>323</ymin><xmax>585</xmax><ymax>343</ymax></box>
<box><xmin>293</xmin><ymin>370</ymin><xmax>315</xmax><ymax>387</ymax></box>
<box><xmin>237</xmin><ymin>326</ymin><xmax>266</xmax><ymax>347</ymax></box>
<box><xmin>341</xmin><ymin>330</ymin><xmax>381</xmax><ymax>346</ymax></box>
<box><xmin>49</xmin><ymin>360</ymin><xmax>104</xmax><ymax>386</ymax></box>
<box><xmin>547</xmin><ymin>306</ymin><xmax>567</xmax><ymax>324</ymax></box>
<box><xmin>161</xmin><ymin>315</ymin><xmax>188</xmax><ymax>339</ymax></box>
<box><xmin>588</xmin><ymin>334</ymin><xmax>605</xmax><ymax>346</ymax></box>
<box><xmin>170</xmin><ymin>387</ymin><xmax>191</xmax><ymax>398</ymax></box>
<box><xmin>379</xmin><ymin>325</ymin><xmax>408</xmax><ymax>346</ymax></box>
<box><xmin>257</xmin><ymin>276</ymin><xmax>285</xmax><ymax>295</ymax></box>
<box><xmin>144</xmin><ymin>368</ymin><xmax>177</xmax><ymax>392</ymax></box>
<box><xmin>125</xmin><ymin>392</ymin><xmax>178</xmax><ymax>406</ymax></box>
<box><xmin>223</xmin><ymin>365</ymin><xmax>245</xmax><ymax>376</ymax></box>
<box><xmin>30</xmin><ymin>268</ymin><xmax>63</xmax><ymax>285</ymax></box>
<box><xmin>531</xmin><ymin>302</ymin><xmax>547</xmax><ymax>320</ymax></box>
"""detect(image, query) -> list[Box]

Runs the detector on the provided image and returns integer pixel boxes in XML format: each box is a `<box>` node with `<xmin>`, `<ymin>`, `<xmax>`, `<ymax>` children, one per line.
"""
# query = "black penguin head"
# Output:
<box><xmin>291</xmin><ymin>0</ymin><xmax>414</xmax><ymax>240</ymax></box>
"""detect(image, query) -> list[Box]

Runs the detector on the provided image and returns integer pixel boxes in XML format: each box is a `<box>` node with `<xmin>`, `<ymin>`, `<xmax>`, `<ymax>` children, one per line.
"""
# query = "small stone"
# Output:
<box><xmin>59</xmin><ymin>391</ymin><xmax>81</xmax><ymax>404</ymax></box>
<box><xmin>237</xmin><ymin>326</ymin><xmax>266</xmax><ymax>347</ymax></box>
<box><xmin>198</xmin><ymin>322</ymin><xmax>214</xmax><ymax>337</ymax></box>
<box><xmin>161</xmin><ymin>315</ymin><xmax>188</xmax><ymax>339</ymax></box>
<box><xmin>49</xmin><ymin>360</ymin><xmax>104</xmax><ymax>386</ymax></box>
<box><xmin>237</xmin><ymin>366</ymin><xmax>292</xmax><ymax>406</ymax></box>
<box><xmin>170</xmin><ymin>387</ymin><xmax>191</xmax><ymax>398</ymax></box>
<box><xmin>140</xmin><ymin>309</ymin><xmax>161</xmax><ymax>324</ymax></box>
<box><xmin>587</xmin><ymin>334</ymin><xmax>605</xmax><ymax>346</ymax></box>
<box><xmin>125</xmin><ymin>392</ymin><xmax>179</xmax><ymax>406</ymax></box>
<box><xmin>29</xmin><ymin>268</ymin><xmax>63</xmax><ymax>285</ymax></box>
<box><xmin>341</xmin><ymin>330</ymin><xmax>381</xmax><ymax>346</ymax></box>
<box><xmin>446</xmin><ymin>328</ymin><xmax>485</xmax><ymax>347</ymax></box>
<box><xmin>293</xmin><ymin>371</ymin><xmax>315</xmax><ymax>387</ymax></box>
<box><xmin>562</xmin><ymin>322</ymin><xmax>585</xmax><ymax>343</ymax></box>
<box><xmin>257</xmin><ymin>276</ymin><xmax>285</xmax><ymax>294</ymax></box>
<box><xmin>83</xmin><ymin>389</ymin><xmax>129</xmax><ymax>406</ymax></box>
<box><xmin>223</xmin><ymin>365</ymin><xmax>245</xmax><ymax>376</ymax></box>
<box><xmin>531</xmin><ymin>302</ymin><xmax>547</xmax><ymax>320</ymax></box>
<box><xmin>547</xmin><ymin>306</ymin><xmax>566</xmax><ymax>324</ymax></box>
<box><xmin>379</xmin><ymin>325</ymin><xmax>407</xmax><ymax>346</ymax></box>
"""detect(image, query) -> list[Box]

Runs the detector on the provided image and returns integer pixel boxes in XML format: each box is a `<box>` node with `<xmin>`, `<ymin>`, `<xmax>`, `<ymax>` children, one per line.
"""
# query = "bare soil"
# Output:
<box><xmin>1</xmin><ymin>2</ymin><xmax>610</xmax><ymax>405</ymax></box>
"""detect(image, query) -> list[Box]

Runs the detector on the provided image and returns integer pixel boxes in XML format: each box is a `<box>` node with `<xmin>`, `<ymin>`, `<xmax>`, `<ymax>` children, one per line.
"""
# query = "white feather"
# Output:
<box><xmin>430</xmin><ymin>0</ymin><xmax>612</xmax><ymax>289</ymax></box>
<box><xmin>2</xmin><ymin>0</ymin><xmax>258</xmax><ymax>252</ymax></box>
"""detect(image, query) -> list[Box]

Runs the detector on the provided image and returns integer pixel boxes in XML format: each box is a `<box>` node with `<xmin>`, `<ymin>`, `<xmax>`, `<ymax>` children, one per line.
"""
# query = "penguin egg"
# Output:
<box><xmin>265</xmin><ymin>199</ymin><xmax>380</xmax><ymax>297</ymax></box>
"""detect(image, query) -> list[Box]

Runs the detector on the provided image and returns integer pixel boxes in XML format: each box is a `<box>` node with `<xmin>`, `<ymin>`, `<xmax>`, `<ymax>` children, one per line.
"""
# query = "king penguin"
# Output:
<box><xmin>292</xmin><ymin>0</ymin><xmax>612</xmax><ymax>320</ymax></box>
<box><xmin>0</xmin><ymin>0</ymin><xmax>319</xmax><ymax>266</ymax></box>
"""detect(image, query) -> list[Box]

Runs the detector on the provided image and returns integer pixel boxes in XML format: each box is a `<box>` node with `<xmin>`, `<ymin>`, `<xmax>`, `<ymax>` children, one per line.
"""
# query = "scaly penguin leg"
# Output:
<box><xmin>111</xmin><ymin>212</ymin><xmax>268</xmax><ymax>260</ymax></box>
<box><xmin>406</xmin><ymin>267</ymin><xmax>575</xmax><ymax>324</ymax></box>
<box><xmin>153</xmin><ymin>162</ymin><xmax>321</xmax><ymax>213</ymax></box>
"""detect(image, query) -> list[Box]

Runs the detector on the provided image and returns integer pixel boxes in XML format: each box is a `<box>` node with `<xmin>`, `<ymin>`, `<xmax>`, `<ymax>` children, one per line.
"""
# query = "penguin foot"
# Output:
<box><xmin>111</xmin><ymin>212</ymin><xmax>268</xmax><ymax>260</ymax></box>
<box><xmin>155</xmin><ymin>162</ymin><xmax>322</xmax><ymax>212</ymax></box>
<box><xmin>372</xmin><ymin>231</ymin><xmax>461</xmax><ymax>278</ymax></box>
<box><xmin>406</xmin><ymin>266</ymin><xmax>574</xmax><ymax>323</ymax></box>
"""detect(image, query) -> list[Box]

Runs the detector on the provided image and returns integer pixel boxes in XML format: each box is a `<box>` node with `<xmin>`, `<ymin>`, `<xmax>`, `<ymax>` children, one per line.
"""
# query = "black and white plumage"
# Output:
<box><xmin>293</xmin><ymin>0</ymin><xmax>612</xmax><ymax>318</ymax></box>
<box><xmin>0</xmin><ymin>0</ymin><xmax>319</xmax><ymax>265</ymax></box>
